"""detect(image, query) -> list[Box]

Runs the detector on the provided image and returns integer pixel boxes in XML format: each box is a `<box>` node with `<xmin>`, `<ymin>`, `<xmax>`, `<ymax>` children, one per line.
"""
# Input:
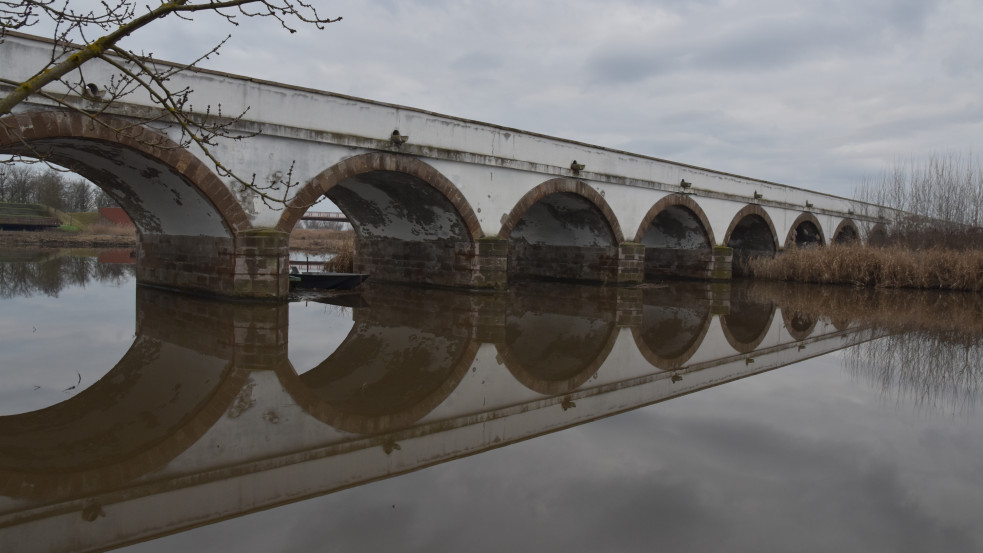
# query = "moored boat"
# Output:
<box><xmin>290</xmin><ymin>269</ymin><xmax>369</xmax><ymax>290</ymax></box>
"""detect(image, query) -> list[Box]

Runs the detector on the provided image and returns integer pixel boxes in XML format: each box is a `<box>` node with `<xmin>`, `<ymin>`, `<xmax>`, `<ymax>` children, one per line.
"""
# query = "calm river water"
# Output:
<box><xmin>2</xmin><ymin>249</ymin><xmax>983</xmax><ymax>552</ymax></box>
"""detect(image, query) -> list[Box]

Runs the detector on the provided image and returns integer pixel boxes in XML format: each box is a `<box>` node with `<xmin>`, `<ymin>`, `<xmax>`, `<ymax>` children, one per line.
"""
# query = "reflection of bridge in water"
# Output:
<box><xmin>0</xmin><ymin>282</ymin><xmax>882</xmax><ymax>553</ymax></box>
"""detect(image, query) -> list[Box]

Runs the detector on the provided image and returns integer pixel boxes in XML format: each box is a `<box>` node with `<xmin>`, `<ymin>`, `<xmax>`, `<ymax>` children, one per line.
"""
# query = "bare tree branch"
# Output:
<box><xmin>1</xmin><ymin>1</ymin><xmax>342</xmax><ymax>208</ymax></box>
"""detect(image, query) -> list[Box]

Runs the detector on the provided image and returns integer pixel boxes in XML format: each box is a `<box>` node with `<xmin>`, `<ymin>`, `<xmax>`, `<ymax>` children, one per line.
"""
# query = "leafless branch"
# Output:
<box><xmin>1</xmin><ymin>1</ymin><xmax>342</xmax><ymax>209</ymax></box>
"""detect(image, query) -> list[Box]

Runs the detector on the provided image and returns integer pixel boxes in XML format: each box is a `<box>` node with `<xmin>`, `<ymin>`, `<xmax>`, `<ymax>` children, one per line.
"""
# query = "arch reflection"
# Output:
<box><xmin>632</xmin><ymin>283</ymin><xmax>714</xmax><ymax>370</ymax></box>
<box><xmin>0</xmin><ymin>287</ymin><xmax>258</xmax><ymax>499</ymax></box>
<box><xmin>721</xmin><ymin>283</ymin><xmax>777</xmax><ymax>353</ymax></box>
<box><xmin>498</xmin><ymin>282</ymin><xmax>620</xmax><ymax>394</ymax></box>
<box><xmin>782</xmin><ymin>308</ymin><xmax>818</xmax><ymax>341</ymax></box>
<box><xmin>6</xmin><ymin>272</ymin><xmax>946</xmax><ymax>553</ymax></box>
<box><xmin>286</xmin><ymin>287</ymin><xmax>480</xmax><ymax>434</ymax></box>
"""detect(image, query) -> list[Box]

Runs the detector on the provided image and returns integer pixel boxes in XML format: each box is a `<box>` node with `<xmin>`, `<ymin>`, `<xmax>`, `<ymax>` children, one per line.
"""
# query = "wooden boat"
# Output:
<box><xmin>291</xmin><ymin>270</ymin><xmax>369</xmax><ymax>290</ymax></box>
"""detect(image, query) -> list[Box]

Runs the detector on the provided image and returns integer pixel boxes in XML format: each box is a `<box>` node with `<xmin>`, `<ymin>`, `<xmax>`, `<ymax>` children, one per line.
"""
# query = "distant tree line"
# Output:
<box><xmin>0</xmin><ymin>255</ymin><xmax>133</xmax><ymax>299</ymax></box>
<box><xmin>0</xmin><ymin>165</ymin><xmax>117</xmax><ymax>212</ymax></box>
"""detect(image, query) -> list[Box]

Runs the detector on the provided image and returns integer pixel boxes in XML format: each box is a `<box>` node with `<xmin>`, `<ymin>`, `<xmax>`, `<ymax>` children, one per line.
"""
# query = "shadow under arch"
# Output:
<box><xmin>0</xmin><ymin>111</ymin><xmax>264</xmax><ymax>297</ymax></box>
<box><xmin>278</xmin><ymin>153</ymin><xmax>483</xmax><ymax>287</ymax></box>
<box><xmin>0</xmin><ymin>111</ymin><xmax>251</xmax><ymax>236</ymax></box>
<box><xmin>784</xmin><ymin>212</ymin><xmax>826</xmax><ymax>247</ymax></box>
<box><xmin>724</xmin><ymin>205</ymin><xmax>779</xmax><ymax>277</ymax></box>
<box><xmin>278</xmin><ymin>286</ymin><xmax>480</xmax><ymax>435</ymax></box>
<box><xmin>832</xmin><ymin>218</ymin><xmax>860</xmax><ymax>244</ymax></box>
<box><xmin>0</xmin><ymin>287</ymin><xmax>253</xmax><ymax>500</ymax></box>
<box><xmin>634</xmin><ymin>194</ymin><xmax>715</xmax><ymax>280</ymax></box>
<box><xmin>499</xmin><ymin>178</ymin><xmax>624</xmax><ymax>283</ymax></box>
<box><xmin>868</xmin><ymin>222</ymin><xmax>889</xmax><ymax>247</ymax></box>
<box><xmin>631</xmin><ymin>283</ymin><xmax>714</xmax><ymax>371</ymax></box>
<box><xmin>720</xmin><ymin>283</ymin><xmax>777</xmax><ymax>353</ymax></box>
<box><xmin>496</xmin><ymin>282</ymin><xmax>621</xmax><ymax>395</ymax></box>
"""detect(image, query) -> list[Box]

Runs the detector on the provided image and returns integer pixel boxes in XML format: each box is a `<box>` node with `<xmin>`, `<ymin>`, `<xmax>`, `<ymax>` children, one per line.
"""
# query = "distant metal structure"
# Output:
<box><xmin>300</xmin><ymin>211</ymin><xmax>348</xmax><ymax>222</ymax></box>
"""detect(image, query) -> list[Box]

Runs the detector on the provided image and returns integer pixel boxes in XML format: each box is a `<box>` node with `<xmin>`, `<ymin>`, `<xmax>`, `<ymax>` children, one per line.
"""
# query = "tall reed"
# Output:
<box><xmin>749</xmin><ymin>243</ymin><xmax>983</xmax><ymax>292</ymax></box>
<box><xmin>322</xmin><ymin>232</ymin><xmax>355</xmax><ymax>272</ymax></box>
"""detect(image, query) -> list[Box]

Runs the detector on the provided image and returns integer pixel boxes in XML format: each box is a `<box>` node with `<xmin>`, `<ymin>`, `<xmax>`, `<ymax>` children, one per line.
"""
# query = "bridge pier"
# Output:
<box><xmin>135</xmin><ymin>230</ymin><xmax>734</xmax><ymax>300</ymax></box>
<box><xmin>711</xmin><ymin>246</ymin><xmax>734</xmax><ymax>280</ymax></box>
<box><xmin>472</xmin><ymin>237</ymin><xmax>510</xmax><ymax>289</ymax></box>
<box><xmin>137</xmin><ymin>229</ymin><xmax>289</xmax><ymax>300</ymax></box>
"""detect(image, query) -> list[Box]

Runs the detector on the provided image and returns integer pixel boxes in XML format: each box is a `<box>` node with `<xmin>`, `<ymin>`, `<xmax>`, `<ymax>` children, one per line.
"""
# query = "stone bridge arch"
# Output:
<box><xmin>832</xmin><ymin>218</ymin><xmax>860</xmax><ymax>244</ymax></box>
<box><xmin>867</xmin><ymin>222</ymin><xmax>889</xmax><ymax>247</ymax></box>
<box><xmin>0</xmin><ymin>111</ymin><xmax>282</xmax><ymax>299</ymax></box>
<box><xmin>634</xmin><ymin>194</ymin><xmax>716</xmax><ymax>280</ymax></box>
<box><xmin>280</xmin><ymin>152</ymin><xmax>487</xmax><ymax>288</ymax></box>
<box><xmin>724</xmin><ymin>205</ymin><xmax>779</xmax><ymax>277</ymax></box>
<box><xmin>499</xmin><ymin>178</ymin><xmax>627</xmax><ymax>283</ymax></box>
<box><xmin>785</xmin><ymin>212</ymin><xmax>825</xmax><ymax>247</ymax></box>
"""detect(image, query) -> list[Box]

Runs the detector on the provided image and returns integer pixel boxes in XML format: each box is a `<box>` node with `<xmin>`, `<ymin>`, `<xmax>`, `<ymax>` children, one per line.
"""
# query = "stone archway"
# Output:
<box><xmin>0</xmin><ymin>111</ymin><xmax>282</xmax><ymax>298</ymax></box>
<box><xmin>785</xmin><ymin>212</ymin><xmax>826</xmax><ymax>247</ymax></box>
<box><xmin>832</xmin><ymin>218</ymin><xmax>860</xmax><ymax>244</ymax></box>
<box><xmin>280</xmin><ymin>153</ymin><xmax>486</xmax><ymax>288</ymax></box>
<box><xmin>724</xmin><ymin>205</ymin><xmax>779</xmax><ymax>277</ymax></box>
<box><xmin>499</xmin><ymin>178</ymin><xmax>626</xmax><ymax>283</ymax></box>
<box><xmin>635</xmin><ymin>194</ymin><xmax>715</xmax><ymax>280</ymax></box>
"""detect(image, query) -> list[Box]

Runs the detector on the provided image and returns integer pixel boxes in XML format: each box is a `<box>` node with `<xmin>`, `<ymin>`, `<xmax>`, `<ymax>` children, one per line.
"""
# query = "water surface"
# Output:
<box><xmin>1</xmin><ymin>250</ymin><xmax>982</xmax><ymax>553</ymax></box>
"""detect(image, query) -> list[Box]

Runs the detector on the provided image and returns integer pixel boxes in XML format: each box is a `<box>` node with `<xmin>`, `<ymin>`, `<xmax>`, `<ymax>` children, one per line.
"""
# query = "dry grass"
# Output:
<box><xmin>289</xmin><ymin>228</ymin><xmax>355</xmax><ymax>272</ymax></box>
<box><xmin>289</xmin><ymin>228</ymin><xmax>352</xmax><ymax>254</ymax></box>
<box><xmin>321</xmin><ymin>232</ymin><xmax>355</xmax><ymax>272</ymax></box>
<box><xmin>749</xmin><ymin>243</ymin><xmax>983</xmax><ymax>292</ymax></box>
<box><xmin>85</xmin><ymin>221</ymin><xmax>136</xmax><ymax>236</ymax></box>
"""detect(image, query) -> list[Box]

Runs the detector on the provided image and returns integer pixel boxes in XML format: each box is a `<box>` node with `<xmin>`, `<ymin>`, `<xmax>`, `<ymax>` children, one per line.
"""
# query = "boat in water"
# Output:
<box><xmin>290</xmin><ymin>267</ymin><xmax>369</xmax><ymax>290</ymax></box>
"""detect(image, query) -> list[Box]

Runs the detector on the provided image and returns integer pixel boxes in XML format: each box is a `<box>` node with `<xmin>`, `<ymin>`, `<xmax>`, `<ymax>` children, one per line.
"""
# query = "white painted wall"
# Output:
<box><xmin>3</xmin><ymin>33</ymin><xmax>895</xmax><ymax>239</ymax></box>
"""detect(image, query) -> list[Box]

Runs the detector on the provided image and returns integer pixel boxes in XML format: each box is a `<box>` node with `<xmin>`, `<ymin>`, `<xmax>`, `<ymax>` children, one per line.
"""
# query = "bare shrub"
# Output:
<box><xmin>856</xmin><ymin>151</ymin><xmax>983</xmax><ymax>249</ymax></box>
<box><xmin>322</xmin><ymin>233</ymin><xmax>354</xmax><ymax>273</ymax></box>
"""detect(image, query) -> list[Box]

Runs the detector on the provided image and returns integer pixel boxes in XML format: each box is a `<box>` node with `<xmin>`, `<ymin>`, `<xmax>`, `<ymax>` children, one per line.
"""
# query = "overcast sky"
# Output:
<box><xmin>24</xmin><ymin>0</ymin><xmax>983</xmax><ymax>198</ymax></box>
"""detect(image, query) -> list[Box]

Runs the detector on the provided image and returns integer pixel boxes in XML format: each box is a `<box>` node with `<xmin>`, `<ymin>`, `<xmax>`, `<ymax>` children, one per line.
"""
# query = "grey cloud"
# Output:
<box><xmin>451</xmin><ymin>51</ymin><xmax>505</xmax><ymax>72</ymax></box>
<box><xmin>585</xmin><ymin>44</ymin><xmax>676</xmax><ymax>85</ymax></box>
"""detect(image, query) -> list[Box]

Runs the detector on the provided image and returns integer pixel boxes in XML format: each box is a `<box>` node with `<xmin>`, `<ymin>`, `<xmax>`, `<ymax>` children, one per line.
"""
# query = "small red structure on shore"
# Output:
<box><xmin>98</xmin><ymin>207</ymin><xmax>134</xmax><ymax>227</ymax></box>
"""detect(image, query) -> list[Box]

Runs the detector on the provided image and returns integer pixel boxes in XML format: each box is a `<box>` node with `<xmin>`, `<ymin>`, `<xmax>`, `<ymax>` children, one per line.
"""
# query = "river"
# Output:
<box><xmin>1</xmin><ymin>248</ymin><xmax>982</xmax><ymax>552</ymax></box>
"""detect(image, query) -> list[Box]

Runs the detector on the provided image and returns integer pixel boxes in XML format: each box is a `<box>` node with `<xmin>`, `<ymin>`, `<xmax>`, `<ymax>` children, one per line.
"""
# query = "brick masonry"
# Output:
<box><xmin>136</xmin><ymin>229</ymin><xmax>288</xmax><ymax>300</ymax></box>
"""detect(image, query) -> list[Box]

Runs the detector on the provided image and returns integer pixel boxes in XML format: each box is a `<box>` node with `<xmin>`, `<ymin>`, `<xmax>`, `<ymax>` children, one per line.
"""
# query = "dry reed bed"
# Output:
<box><xmin>289</xmin><ymin>229</ymin><xmax>352</xmax><ymax>254</ymax></box>
<box><xmin>741</xmin><ymin>281</ymin><xmax>983</xmax><ymax>339</ymax></box>
<box><xmin>321</xmin><ymin>232</ymin><xmax>355</xmax><ymax>272</ymax></box>
<box><xmin>749</xmin><ymin>244</ymin><xmax>983</xmax><ymax>292</ymax></box>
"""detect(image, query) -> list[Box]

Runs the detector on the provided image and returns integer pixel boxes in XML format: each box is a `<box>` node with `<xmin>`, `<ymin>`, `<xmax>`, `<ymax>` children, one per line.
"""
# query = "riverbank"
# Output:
<box><xmin>0</xmin><ymin>229</ymin><xmax>136</xmax><ymax>249</ymax></box>
<box><xmin>0</xmin><ymin>228</ymin><xmax>355</xmax><ymax>257</ymax></box>
<box><xmin>749</xmin><ymin>243</ymin><xmax>983</xmax><ymax>292</ymax></box>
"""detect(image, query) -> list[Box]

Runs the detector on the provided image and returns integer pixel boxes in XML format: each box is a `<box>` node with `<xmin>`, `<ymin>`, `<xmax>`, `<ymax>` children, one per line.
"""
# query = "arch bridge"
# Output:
<box><xmin>1</xmin><ymin>32</ymin><xmax>898</xmax><ymax>299</ymax></box>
